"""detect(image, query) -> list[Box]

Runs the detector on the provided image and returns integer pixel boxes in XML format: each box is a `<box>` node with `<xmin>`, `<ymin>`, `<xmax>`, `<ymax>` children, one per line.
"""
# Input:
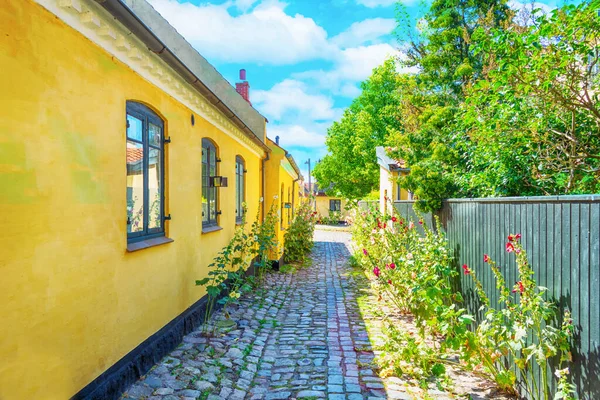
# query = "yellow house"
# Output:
<box><xmin>0</xmin><ymin>1</ymin><xmax>300</xmax><ymax>399</ymax></box>
<box><xmin>313</xmin><ymin>185</ymin><xmax>350</xmax><ymax>223</ymax></box>
<box><xmin>376</xmin><ymin>146</ymin><xmax>412</xmax><ymax>214</ymax></box>
<box><xmin>264</xmin><ymin>137</ymin><xmax>303</xmax><ymax>263</ymax></box>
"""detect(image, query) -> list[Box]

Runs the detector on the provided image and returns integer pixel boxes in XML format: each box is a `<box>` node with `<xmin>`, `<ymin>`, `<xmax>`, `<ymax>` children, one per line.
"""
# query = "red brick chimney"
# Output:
<box><xmin>235</xmin><ymin>69</ymin><xmax>251</xmax><ymax>105</ymax></box>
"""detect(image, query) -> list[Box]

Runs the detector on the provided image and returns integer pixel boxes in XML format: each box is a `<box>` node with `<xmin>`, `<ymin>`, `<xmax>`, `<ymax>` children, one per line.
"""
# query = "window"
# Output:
<box><xmin>202</xmin><ymin>139</ymin><xmax>219</xmax><ymax>228</ymax></box>
<box><xmin>235</xmin><ymin>156</ymin><xmax>245</xmax><ymax>224</ymax></box>
<box><xmin>329</xmin><ymin>199</ymin><xmax>341</xmax><ymax>212</ymax></box>
<box><xmin>126</xmin><ymin>101</ymin><xmax>165</xmax><ymax>243</ymax></box>
<box><xmin>397</xmin><ymin>182</ymin><xmax>402</xmax><ymax>201</ymax></box>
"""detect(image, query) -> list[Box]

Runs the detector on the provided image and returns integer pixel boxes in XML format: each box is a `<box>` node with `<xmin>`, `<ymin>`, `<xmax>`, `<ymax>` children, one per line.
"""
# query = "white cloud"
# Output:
<box><xmin>253</xmin><ymin>80</ymin><xmax>342</xmax><ymax>121</ymax></box>
<box><xmin>356</xmin><ymin>0</ymin><xmax>420</xmax><ymax>7</ymax></box>
<box><xmin>268</xmin><ymin>124</ymin><xmax>327</xmax><ymax>149</ymax></box>
<box><xmin>147</xmin><ymin>0</ymin><xmax>337</xmax><ymax>65</ymax></box>
<box><xmin>356</xmin><ymin>0</ymin><xmax>397</xmax><ymax>7</ymax></box>
<box><xmin>293</xmin><ymin>43</ymin><xmax>400</xmax><ymax>96</ymax></box>
<box><xmin>508</xmin><ymin>0</ymin><xmax>554</xmax><ymax>25</ymax></box>
<box><xmin>331</xmin><ymin>18</ymin><xmax>396</xmax><ymax>48</ymax></box>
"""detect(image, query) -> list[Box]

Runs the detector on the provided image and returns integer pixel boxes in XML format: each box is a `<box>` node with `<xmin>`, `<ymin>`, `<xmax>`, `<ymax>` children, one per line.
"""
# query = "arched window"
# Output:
<box><xmin>235</xmin><ymin>156</ymin><xmax>245</xmax><ymax>224</ymax></box>
<box><xmin>202</xmin><ymin>138</ymin><xmax>219</xmax><ymax>228</ymax></box>
<box><xmin>126</xmin><ymin>101</ymin><xmax>165</xmax><ymax>243</ymax></box>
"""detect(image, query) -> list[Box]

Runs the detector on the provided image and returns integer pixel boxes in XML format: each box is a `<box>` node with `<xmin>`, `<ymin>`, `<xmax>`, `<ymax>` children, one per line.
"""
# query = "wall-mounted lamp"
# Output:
<box><xmin>210</xmin><ymin>176</ymin><xmax>228</xmax><ymax>187</ymax></box>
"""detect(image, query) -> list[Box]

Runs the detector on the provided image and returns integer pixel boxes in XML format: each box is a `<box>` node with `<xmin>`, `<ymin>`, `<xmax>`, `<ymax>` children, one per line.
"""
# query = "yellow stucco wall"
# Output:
<box><xmin>379</xmin><ymin>167</ymin><xmax>410</xmax><ymax>214</ymax></box>
<box><xmin>315</xmin><ymin>196</ymin><xmax>350</xmax><ymax>221</ymax></box>
<box><xmin>264</xmin><ymin>139</ymin><xmax>300</xmax><ymax>259</ymax></box>
<box><xmin>0</xmin><ymin>1</ymin><xmax>265</xmax><ymax>398</ymax></box>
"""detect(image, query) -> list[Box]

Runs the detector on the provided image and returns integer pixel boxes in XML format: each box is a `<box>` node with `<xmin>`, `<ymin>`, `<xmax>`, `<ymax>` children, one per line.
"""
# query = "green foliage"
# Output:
<box><xmin>283</xmin><ymin>201</ymin><xmax>317</xmax><ymax>264</ymax></box>
<box><xmin>195</xmin><ymin>201</ymin><xmax>278</xmax><ymax>335</ymax></box>
<box><xmin>320</xmin><ymin>1</ymin><xmax>599</xmax><ymax>212</ymax></box>
<box><xmin>352</xmin><ymin>205</ymin><xmax>472</xmax><ymax>383</ymax></box>
<box><xmin>464</xmin><ymin>237</ymin><xmax>575</xmax><ymax>400</ymax></box>
<box><xmin>319</xmin><ymin>210</ymin><xmax>341</xmax><ymax>225</ymax></box>
<box><xmin>352</xmin><ymin>207</ymin><xmax>575</xmax><ymax>398</ymax></box>
<box><xmin>313</xmin><ymin>59</ymin><xmax>403</xmax><ymax>199</ymax></box>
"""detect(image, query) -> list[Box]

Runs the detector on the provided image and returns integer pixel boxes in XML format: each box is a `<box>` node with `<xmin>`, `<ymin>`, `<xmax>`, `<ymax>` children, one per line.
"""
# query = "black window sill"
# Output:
<box><xmin>202</xmin><ymin>225</ymin><xmax>223</xmax><ymax>234</ymax></box>
<box><xmin>127</xmin><ymin>236</ymin><xmax>174</xmax><ymax>252</ymax></box>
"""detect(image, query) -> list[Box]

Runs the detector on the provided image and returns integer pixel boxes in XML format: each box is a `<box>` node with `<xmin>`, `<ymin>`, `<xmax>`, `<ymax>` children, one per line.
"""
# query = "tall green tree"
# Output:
<box><xmin>387</xmin><ymin>0</ymin><xmax>511</xmax><ymax>211</ymax></box>
<box><xmin>313</xmin><ymin>59</ymin><xmax>402</xmax><ymax>199</ymax></box>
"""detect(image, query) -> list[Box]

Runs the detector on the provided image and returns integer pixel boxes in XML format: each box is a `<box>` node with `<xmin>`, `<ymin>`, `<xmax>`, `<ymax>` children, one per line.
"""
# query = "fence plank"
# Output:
<box><xmin>392</xmin><ymin>196</ymin><xmax>600</xmax><ymax>398</ymax></box>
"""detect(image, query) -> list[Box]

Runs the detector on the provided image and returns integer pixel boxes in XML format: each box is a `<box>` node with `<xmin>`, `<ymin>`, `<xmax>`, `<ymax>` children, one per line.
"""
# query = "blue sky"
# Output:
<box><xmin>147</xmin><ymin>0</ymin><xmax>572</xmax><ymax>179</ymax></box>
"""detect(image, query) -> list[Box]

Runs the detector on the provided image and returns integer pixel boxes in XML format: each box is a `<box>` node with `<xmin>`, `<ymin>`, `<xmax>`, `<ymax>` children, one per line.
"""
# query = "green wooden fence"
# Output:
<box><xmin>393</xmin><ymin>195</ymin><xmax>600</xmax><ymax>399</ymax></box>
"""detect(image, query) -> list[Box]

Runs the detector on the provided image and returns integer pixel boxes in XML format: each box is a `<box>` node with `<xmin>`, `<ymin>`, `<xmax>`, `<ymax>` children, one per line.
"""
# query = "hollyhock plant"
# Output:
<box><xmin>464</xmin><ymin>236</ymin><xmax>574</xmax><ymax>400</ymax></box>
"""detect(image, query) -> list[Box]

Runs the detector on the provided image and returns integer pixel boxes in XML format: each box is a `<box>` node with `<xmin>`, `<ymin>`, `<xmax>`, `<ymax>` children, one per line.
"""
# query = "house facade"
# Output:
<box><xmin>264</xmin><ymin>138</ymin><xmax>303</xmax><ymax>262</ymax></box>
<box><xmin>376</xmin><ymin>146</ymin><xmax>411</xmax><ymax>214</ymax></box>
<box><xmin>0</xmin><ymin>1</ymin><xmax>299</xmax><ymax>398</ymax></box>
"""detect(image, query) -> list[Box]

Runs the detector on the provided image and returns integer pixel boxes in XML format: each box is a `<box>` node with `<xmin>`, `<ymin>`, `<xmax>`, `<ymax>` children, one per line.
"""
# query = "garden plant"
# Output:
<box><xmin>351</xmin><ymin>204</ymin><xmax>575</xmax><ymax>399</ymax></box>
<box><xmin>195</xmin><ymin>199</ymin><xmax>279</xmax><ymax>335</ymax></box>
<box><xmin>283</xmin><ymin>201</ymin><xmax>317</xmax><ymax>264</ymax></box>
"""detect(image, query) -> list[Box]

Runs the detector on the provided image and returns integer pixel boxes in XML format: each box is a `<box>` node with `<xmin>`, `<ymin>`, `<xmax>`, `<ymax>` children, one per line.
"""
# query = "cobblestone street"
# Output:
<box><xmin>122</xmin><ymin>229</ymin><xmax>503</xmax><ymax>400</ymax></box>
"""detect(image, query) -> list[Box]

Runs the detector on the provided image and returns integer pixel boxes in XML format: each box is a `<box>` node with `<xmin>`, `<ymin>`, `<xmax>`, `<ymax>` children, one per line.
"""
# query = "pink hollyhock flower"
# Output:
<box><xmin>363</xmin><ymin>248</ymin><xmax>368</xmax><ymax>256</ymax></box>
<box><xmin>506</xmin><ymin>242</ymin><xmax>515</xmax><ymax>253</ymax></box>
<box><xmin>483</xmin><ymin>254</ymin><xmax>490</xmax><ymax>263</ymax></box>
<box><xmin>388</xmin><ymin>263</ymin><xmax>396</xmax><ymax>269</ymax></box>
<box><xmin>373</xmin><ymin>267</ymin><xmax>380</xmax><ymax>277</ymax></box>
<box><xmin>462</xmin><ymin>264</ymin><xmax>470</xmax><ymax>275</ymax></box>
<box><xmin>409</xmin><ymin>222</ymin><xmax>415</xmax><ymax>229</ymax></box>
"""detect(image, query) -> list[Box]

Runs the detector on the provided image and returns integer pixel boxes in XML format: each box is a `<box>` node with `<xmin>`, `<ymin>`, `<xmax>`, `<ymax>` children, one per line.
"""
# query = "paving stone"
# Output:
<box><xmin>119</xmin><ymin>230</ymin><xmax>510</xmax><ymax>400</ymax></box>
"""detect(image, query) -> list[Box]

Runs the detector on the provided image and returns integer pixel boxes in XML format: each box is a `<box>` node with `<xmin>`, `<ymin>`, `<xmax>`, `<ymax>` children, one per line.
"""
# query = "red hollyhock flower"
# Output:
<box><xmin>508</xmin><ymin>234</ymin><xmax>514</xmax><ymax>242</ymax></box>
<box><xmin>462</xmin><ymin>264</ymin><xmax>470</xmax><ymax>274</ymax></box>
<box><xmin>418</xmin><ymin>220</ymin><xmax>423</xmax><ymax>225</ymax></box>
<box><xmin>382</xmin><ymin>223</ymin><xmax>387</xmax><ymax>229</ymax></box>
<box><xmin>512</xmin><ymin>281</ymin><xmax>525</xmax><ymax>293</ymax></box>
<box><xmin>387</xmin><ymin>279</ymin><xmax>392</xmax><ymax>284</ymax></box>
<box><xmin>388</xmin><ymin>262</ymin><xmax>396</xmax><ymax>269</ymax></box>
<box><xmin>483</xmin><ymin>254</ymin><xmax>490</xmax><ymax>263</ymax></box>
<box><xmin>399</xmin><ymin>220</ymin><xmax>404</xmax><ymax>225</ymax></box>
<box><xmin>373</xmin><ymin>267</ymin><xmax>381</xmax><ymax>277</ymax></box>
<box><xmin>391</xmin><ymin>216</ymin><xmax>397</xmax><ymax>222</ymax></box>
<box><xmin>506</xmin><ymin>242</ymin><xmax>515</xmax><ymax>253</ymax></box>
<box><xmin>514</xmin><ymin>233</ymin><xmax>522</xmax><ymax>241</ymax></box>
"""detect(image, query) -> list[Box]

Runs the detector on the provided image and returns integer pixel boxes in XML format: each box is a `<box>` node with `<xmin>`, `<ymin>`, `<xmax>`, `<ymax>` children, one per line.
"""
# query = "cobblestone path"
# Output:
<box><xmin>122</xmin><ymin>229</ymin><xmax>503</xmax><ymax>400</ymax></box>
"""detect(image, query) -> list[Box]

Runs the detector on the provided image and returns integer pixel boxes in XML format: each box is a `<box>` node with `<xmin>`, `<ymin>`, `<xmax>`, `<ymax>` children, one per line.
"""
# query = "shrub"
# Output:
<box><xmin>283</xmin><ymin>201</ymin><xmax>317</xmax><ymax>264</ymax></box>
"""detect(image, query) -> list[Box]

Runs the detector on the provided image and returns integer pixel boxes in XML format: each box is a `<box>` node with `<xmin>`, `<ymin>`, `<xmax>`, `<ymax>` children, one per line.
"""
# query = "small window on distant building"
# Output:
<box><xmin>202</xmin><ymin>138</ymin><xmax>219</xmax><ymax>228</ymax></box>
<box><xmin>235</xmin><ymin>156</ymin><xmax>245</xmax><ymax>224</ymax></box>
<box><xmin>397</xmin><ymin>182</ymin><xmax>402</xmax><ymax>201</ymax></box>
<box><xmin>126</xmin><ymin>101</ymin><xmax>165</xmax><ymax>243</ymax></box>
<box><xmin>329</xmin><ymin>199</ymin><xmax>341</xmax><ymax>212</ymax></box>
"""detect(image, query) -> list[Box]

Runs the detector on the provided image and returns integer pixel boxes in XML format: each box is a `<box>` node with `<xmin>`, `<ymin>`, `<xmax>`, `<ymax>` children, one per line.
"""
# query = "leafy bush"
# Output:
<box><xmin>195</xmin><ymin>200</ymin><xmax>278</xmax><ymax>335</ymax></box>
<box><xmin>283</xmin><ymin>201</ymin><xmax>317</xmax><ymax>264</ymax></box>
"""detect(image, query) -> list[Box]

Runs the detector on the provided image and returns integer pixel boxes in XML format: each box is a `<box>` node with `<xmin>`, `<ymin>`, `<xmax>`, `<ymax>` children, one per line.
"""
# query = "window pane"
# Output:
<box><xmin>148</xmin><ymin>148</ymin><xmax>162</xmax><ymax>230</ymax></box>
<box><xmin>209</xmin><ymin>149</ymin><xmax>216</xmax><ymax>176</ymax></box>
<box><xmin>127</xmin><ymin>115</ymin><xmax>143</xmax><ymax>141</ymax></box>
<box><xmin>149</xmin><ymin>123</ymin><xmax>162</xmax><ymax>147</ymax></box>
<box><xmin>127</xmin><ymin>141</ymin><xmax>144</xmax><ymax>233</ymax></box>
<box><xmin>209</xmin><ymin>187</ymin><xmax>216</xmax><ymax>222</ymax></box>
